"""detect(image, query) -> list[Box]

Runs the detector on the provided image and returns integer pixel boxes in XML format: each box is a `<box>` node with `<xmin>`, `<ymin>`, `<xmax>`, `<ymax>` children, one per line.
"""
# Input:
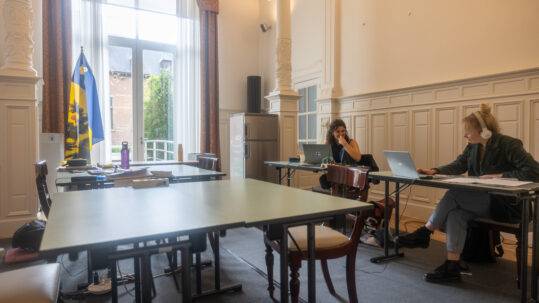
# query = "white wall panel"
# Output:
<box><xmin>493</xmin><ymin>101</ymin><xmax>523</xmax><ymax>139</ymax></box>
<box><xmin>435</xmin><ymin>107</ymin><xmax>458</xmax><ymax>167</ymax></box>
<box><xmin>390</xmin><ymin>111</ymin><xmax>408</xmax><ymax>151</ymax></box>
<box><xmin>354</xmin><ymin>115</ymin><xmax>368</xmax><ymax>152</ymax></box>
<box><xmin>371</xmin><ymin>113</ymin><xmax>388</xmax><ymax>170</ymax></box>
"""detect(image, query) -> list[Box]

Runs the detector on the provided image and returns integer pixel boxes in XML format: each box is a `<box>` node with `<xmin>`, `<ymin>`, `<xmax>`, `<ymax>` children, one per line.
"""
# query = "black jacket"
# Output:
<box><xmin>435</xmin><ymin>133</ymin><xmax>539</xmax><ymax>181</ymax></box>
<box><xmin>435</xmin><ymin>133</ymin><xmax>539</xmax><ymax>223</ymax></box>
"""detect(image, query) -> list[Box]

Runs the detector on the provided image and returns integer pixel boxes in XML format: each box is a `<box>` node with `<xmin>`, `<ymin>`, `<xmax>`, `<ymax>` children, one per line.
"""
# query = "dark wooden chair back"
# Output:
<box><xmin>198</xmin><ymin>156</ymin><xmax>220</xmax><ymax>172</ymax></box>
<box><xmin>35</xmin><ymin>160</ymin><xmax>51</xmax><ymax>218</ymax></box>
<box><xmin>327</xmin><ymin>164</ymin><xmax>370</xmax><ymax>202</ymax></box>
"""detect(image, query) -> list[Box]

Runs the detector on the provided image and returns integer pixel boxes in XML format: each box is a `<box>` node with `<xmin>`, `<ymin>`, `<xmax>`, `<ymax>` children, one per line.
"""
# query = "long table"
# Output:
<box><xmin>40</xmin><ymin>179</ymin><xmax>371</xmax><ymax>303</ymax></box>
<box><xmin>264</xmin><ymin>161</ymin><xmax>328</xmax><ymax>186</ymax></box>
<box><xmin>368</xmin><ymin>171</ymin><xmax>539</xmax><ymax>303</ymax></box>
<box><xmin>56</xmin><ymin>164</ymin><xmax>225</xmax><ymax>189</ymax></box>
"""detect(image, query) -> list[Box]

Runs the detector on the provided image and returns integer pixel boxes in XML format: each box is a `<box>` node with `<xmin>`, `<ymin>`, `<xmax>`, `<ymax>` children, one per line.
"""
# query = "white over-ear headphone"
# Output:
<box><xmin>472</xmin><ymin>111</ymin><xmax>492</xmax><ymax>139</ymax></box>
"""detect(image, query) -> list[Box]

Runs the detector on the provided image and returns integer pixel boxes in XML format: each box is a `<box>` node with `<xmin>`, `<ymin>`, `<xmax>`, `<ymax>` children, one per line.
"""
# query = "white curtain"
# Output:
<box><xmin>71</xmin><ymin>0</ymin><xmax>200</xmax><ymax>163</ymax></box>
<box><xmin>175</xmin><ymin>0</ymin><xmax>201</xmax><ymax>160</ymax></box>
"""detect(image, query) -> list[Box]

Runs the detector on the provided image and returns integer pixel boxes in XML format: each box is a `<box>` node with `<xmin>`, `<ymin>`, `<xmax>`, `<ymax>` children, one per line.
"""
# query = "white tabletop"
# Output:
<box><xmin>40</xmin><ymin>179</ymin><xmax>370</xmax><ymax>255</ymax></box>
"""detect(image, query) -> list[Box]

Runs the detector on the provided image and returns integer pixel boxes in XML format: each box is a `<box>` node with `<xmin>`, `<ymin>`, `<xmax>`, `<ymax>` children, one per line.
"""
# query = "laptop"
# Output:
<box><xmin>384</xmin><ymin>150</ymin><xmax>440</xmax><ymax>179</ymax></box>
<box><xmin>302</xmin><ymin>144</ymin><xmax>333</xmax><ymax>165</ymax></box>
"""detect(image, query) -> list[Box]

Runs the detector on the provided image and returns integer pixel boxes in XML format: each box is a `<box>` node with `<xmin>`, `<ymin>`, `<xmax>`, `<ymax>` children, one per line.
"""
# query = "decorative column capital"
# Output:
<box><xmin>0</xmin><ymin>0</ymin><xmax>37</xmax><ymax>77</ymax></box>
<box><xmin>266</xmin><ymin>91</ymin><xmax>301</xmax><ymax>113</ymax></box>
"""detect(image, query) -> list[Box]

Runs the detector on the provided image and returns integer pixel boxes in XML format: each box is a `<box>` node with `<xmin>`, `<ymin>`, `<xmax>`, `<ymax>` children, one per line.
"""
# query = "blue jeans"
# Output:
<box><xmin>429</xmin><ymin>190</ymin><xmax>491</xmax><ymax>253</ymax></box>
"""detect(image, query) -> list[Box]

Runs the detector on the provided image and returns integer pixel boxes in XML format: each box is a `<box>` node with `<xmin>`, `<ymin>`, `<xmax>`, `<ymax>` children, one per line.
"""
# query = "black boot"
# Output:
<box><xmin>395</xmin><ymin>226</ymin><xmax>432</xmax><ymax>248</ymax></box>
<box><xmin>424</xmin><ymin>260</ymin><xmax>461</xmax><ymax>283</ymax></box>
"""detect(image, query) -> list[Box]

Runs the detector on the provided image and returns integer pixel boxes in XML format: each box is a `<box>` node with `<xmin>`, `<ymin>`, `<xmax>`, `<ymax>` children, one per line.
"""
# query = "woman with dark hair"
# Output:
<box><xmin>319</xmin><ymin>119</ymin><xmax>362</xmax><ymax>189</ymax></box>
<box><xmin>325</xmin><ymin>119</ymin><xmax>361</xmax><ymax>164</ymax></box>
<box><xmin>397</xmin><ymin>103</ymin><xmax>539</xmax><ymax>283</ymax></box>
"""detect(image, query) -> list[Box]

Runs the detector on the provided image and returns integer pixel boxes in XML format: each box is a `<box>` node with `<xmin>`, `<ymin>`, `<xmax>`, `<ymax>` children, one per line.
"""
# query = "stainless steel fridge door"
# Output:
<box><xmin>244</xmin><ymin>140</ymin><xmax>278</xmax><ymax>181</ymax></box>
<box><xmin>230</xmin><ymin>115</ymin><xmax>245</xmax><ymax>178</ymax></box>
<box><xmin>244</xmin><ymin>114</ymin><xmax>278</xmax><ymax>140</ymax></box>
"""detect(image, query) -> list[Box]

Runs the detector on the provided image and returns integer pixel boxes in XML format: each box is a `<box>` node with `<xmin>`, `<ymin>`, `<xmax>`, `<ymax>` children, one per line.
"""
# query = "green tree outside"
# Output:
<box><xmin>143</xmin><ymin>69</ymin><xmax>173</xmax><ymax>140</ymax></box>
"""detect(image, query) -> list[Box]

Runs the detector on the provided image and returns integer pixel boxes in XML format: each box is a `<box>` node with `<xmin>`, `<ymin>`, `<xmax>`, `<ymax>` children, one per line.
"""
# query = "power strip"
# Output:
<box><xmin>87</xmin><ymin>278</ymin><xmax>111</xmax><ymax>295</ymax></box>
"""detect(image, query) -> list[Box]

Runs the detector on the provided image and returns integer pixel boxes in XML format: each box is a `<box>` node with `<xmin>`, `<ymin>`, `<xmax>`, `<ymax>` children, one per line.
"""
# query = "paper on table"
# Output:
<box><xmin>442</xmin><ymin>177</ymin><xmax>532</xmax><ymax>187</ymax></box>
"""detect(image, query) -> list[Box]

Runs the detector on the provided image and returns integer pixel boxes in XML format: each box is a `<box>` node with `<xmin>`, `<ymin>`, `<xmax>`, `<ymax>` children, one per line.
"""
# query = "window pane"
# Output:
<box><xmin>308</xmin><ymin>86</ymin><xmax>317</xmax><ymax>112</ymax></box>
<box><xmin>298</xmin><ymin>88</ymin><xmax>306</xmax><ymax>113</ymax></box>
<box><xmin>143</xmin><ymin>49</ymin><xmax>174</xmax><ymax>162</ymax></box>
<box><xmin>139</xmin><ymin>0</ymin><xmax>176</xmax><ymax>14</ymax></box>
<box><xmin>108</xmin><ymin>45</ymin><xmax>134</xmax><ymax>161</ymax></box>
<box><xmin>308</xmin><ymin>114</ymin><xmax>316</xmax><ymax>139</ymax></box>
<box><xmin>103</xmin><ymin>4</ymin><xmax>136</xmax><ymax>39</ymax></box>
<box><xmin>298</xmin><ymin>115</ymin><xmax>306</xmax><ymax>140</ymax></box>
<box><xmin>138</xmin><ymin>10</ymin><xmax>178</xmax><ymax>44</ymax></box>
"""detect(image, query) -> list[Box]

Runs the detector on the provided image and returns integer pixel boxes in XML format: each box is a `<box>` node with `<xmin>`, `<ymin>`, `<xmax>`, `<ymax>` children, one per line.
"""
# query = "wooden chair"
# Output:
<box><xmin>35</xmin><ymin>160</ymin><xmax>52</xmax><ymax>218</ymax></box>
<box><xmin>197</xmin><ymin>155</ymin><xmax>220</xmax><ymax>172</ymax></box>
<box><xmin>263</xmin><ymin>165</ymin><xmax>372</xmax><ymax>303</ymax></box>
<box><xmin>469</xmin><ymin>217</ymin><xmax>530</xmax><ymax>289</ymax></box>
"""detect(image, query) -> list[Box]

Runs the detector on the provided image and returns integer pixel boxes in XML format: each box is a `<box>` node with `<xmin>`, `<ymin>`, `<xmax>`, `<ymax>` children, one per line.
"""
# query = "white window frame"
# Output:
<box><xmin>104</xmin><ymin>1</ymin><xmax>180</xmax><ymax>161</ymax></box>
<box><xmin>296</xmin><ymin>82</ymin><xmax>319</xmax><ymax>146</ymax></box>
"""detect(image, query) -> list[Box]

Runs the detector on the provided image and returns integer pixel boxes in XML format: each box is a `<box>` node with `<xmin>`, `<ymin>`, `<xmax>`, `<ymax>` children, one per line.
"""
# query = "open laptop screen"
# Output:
<box><xmin>384</xmin><ymin>150</ymin><xmax>421</xmax><ymax>179</ymax></box>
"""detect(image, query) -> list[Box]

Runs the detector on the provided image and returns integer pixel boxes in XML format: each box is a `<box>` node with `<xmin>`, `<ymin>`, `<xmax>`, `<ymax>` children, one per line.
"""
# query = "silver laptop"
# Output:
<box><xmin>384</xmin><ymin>150</ymin><xmax>436</xmax><ymax>179</ymax></box>
<box><xmin>303</xmin><ymin>144</ymin><xmax>332</xmax><ymax>165</ymax></box>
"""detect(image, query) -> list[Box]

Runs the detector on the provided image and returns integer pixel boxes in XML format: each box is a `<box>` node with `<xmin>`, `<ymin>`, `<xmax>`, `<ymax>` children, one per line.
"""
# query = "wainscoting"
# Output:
<box><xmin>330</xmin><ymin>68</ymin><xmax>539</xmax><ymax>220</ymax></box>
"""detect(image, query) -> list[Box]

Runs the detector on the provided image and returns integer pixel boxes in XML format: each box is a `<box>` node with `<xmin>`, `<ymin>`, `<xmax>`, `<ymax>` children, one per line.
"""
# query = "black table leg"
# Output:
<box><xmin>214</xmin><ymin>232</ymin><xmax>221</xmax><ymax>290</ymax></box>
<box><xmin>307</xmin><ymin>223</ymin><xmax>315</xmax><ymax>303</ymax></box>
<box><xmin>287</xmin><ymin>168</ymin><xmax>291</xmax><ymax>187</ymax></box>
<box><xmin>191</xmin><ymin>232</ymin><xmax>242</xmax><ymax>300</ymax></box>
<box><xmin>532</xmin><ymin>194</ymin><xmax>538</xmax><ymax>302</ymax></box>
<box><xmin>394</xmin><ymin>182</ymin><xmax>402</xmax><ymax>256</ymax></box>
<box><xmin>140</xmin><ymin>253</ymin><xmax>152</xmax><ymax>303</ymax></box>
<box><xmin>135</xmin><ymin>255</ymin><xmax>141</xmax><ymax>303</ymax></box>
<box><xmin>281</xmin><ymin>226</ymin><xmax>289</xmax><ymax>303</ymax></box>
<box><xmin>196</xmin><ymin>252</ymin><xmax>202</xmax><ymax>295</ymax></box>
<box><xmin>520</xmin><ymin>197</ymin><xmax>530</xmax><ymax>303</ymax></box>
<box><xmin>181</xmin><ymin>245</ymin><xmax>192</xmax><ymax>303</ymax></box>
<box><xmin>110</xmin><ymin>259</ymin><xmax>118</xmax><ymax>303</ymax></box>
<box><xmin>371</xmin><ymin>180</ymin><xmax>404</xmax><ymax>263</ymax></box>
<box><xmin>278</xmin><ymin>168</ymin><xmax>282</xmax><ymax>185</ymax></box>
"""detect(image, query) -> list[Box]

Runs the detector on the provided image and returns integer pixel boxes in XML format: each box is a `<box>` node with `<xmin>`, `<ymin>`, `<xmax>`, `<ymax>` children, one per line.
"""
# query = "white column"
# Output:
<box><xmin>0</xmin><ymin>0</ymin><xmax>41</xmax><ymax>237</ymax></box>
<box><xmin>0</xmin><ymin>0</ymin><xmax>37</xmax><ymax>76</ymax></box>
<box><xmin>317</xmin><ymin>0</ymin><xmax>340</xmax><ymax>142</ymax></box>
<box><xmin>266</xmin><ymin>0</ymin><xmax>301</xmax><ymax>163</ymax></box>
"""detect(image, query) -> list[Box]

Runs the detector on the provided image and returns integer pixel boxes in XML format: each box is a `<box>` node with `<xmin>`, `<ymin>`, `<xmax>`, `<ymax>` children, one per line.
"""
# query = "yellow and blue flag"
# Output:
<box><xmin>65</xmin><ymin>52</ymin><xmax>104</xmax><ymax>161</ymax></box>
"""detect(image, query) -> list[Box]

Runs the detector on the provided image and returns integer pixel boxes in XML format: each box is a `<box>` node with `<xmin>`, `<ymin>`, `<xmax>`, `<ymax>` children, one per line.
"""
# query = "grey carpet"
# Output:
<box><xmin>0</xmin><ymin>228</ymin><xmax>522</xmax><ymax>302</ymax></box>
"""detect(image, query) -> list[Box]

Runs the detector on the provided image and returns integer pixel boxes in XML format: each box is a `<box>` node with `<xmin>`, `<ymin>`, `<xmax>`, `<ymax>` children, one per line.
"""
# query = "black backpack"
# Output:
<box><xmin>12</xmin><ymin>220</ymin><xmax>46</xmax><ymax>253</ymax></box>
<box><xmin>461</xmin><ymin>226</ymin><xmax>503</xmax><ymax>263</ymax></box>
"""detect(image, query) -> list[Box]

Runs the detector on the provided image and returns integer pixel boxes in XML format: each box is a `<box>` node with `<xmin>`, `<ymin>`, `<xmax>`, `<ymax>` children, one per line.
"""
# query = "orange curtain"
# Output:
<box><xmin>42</xmin><ymin>0</ymin><xmax>72</xmax><ymax>134</ymax></box>
<box><xmin>197</xmin><ymin>0</ymin><xmax>220</xmax><ymax>157</ymax></box>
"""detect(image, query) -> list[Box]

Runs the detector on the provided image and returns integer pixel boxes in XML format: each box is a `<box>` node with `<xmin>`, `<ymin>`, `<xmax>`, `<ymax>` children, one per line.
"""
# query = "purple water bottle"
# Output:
<box><xmin>120</xmin><ymin>141</ymin><xmax>130</xmax><ymax>169</ymax></box>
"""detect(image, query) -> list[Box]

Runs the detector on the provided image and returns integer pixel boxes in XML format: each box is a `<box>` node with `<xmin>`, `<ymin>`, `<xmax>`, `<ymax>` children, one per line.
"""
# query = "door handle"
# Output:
<box><xmin>244</xmin><ymin>143</ymin><xmax>250</xmax><ymax>159</ymax></box>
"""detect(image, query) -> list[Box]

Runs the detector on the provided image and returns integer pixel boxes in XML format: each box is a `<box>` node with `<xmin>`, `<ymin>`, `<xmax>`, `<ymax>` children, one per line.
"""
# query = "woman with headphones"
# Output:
<box><xmin>397</xmin><ymin>103</ymin><xmax>539</xmax><ymax>283</ymax></box>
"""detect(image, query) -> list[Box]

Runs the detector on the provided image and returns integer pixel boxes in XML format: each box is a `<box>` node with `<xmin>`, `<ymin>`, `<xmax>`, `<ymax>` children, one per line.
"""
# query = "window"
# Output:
<box><xmin>298</xmin><ymin>85</ymin><xmax>317</xmax><ymax>147</ymax></box>
<box><xmin>72</xmin><ymin>0</ymin><xmax>200</xmax><ymax>162</ymax></box>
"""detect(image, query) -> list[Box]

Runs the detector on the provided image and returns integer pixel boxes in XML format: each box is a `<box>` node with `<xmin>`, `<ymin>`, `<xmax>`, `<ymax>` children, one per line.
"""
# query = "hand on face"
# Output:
<box><xmin>337</xmin><ymin>135</ymin><xmax>347</xmax><ymax>146</ymax></box>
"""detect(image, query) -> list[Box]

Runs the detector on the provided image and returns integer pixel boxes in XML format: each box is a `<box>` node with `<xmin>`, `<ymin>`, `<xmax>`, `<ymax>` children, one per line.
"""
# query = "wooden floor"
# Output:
<box><xmin>395</xmin><ymin>215</ymin><xmax>530</xmax><ymax>264</ymax></box>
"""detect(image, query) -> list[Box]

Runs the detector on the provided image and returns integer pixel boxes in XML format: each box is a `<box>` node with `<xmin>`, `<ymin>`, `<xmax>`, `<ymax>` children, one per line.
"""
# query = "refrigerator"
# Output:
<box><xmin>230</xmin><ymin>113</ymin><xmax>278</xmax><ymax>181</ymax></box>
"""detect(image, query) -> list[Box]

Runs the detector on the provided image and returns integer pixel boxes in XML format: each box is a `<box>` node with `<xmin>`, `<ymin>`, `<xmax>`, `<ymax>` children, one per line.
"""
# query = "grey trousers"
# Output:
<box><xmin>428</xmin><ymin>190</ymin><xmax>491</xmax><ymax>254</ymax></box>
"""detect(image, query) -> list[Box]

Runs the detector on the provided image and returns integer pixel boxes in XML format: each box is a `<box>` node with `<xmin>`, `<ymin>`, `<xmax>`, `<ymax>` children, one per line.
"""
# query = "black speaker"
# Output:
<box><xmin>247</xmin><ymin>76</ymin><xmax>261</xmax><ymax>113</ymax></box>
